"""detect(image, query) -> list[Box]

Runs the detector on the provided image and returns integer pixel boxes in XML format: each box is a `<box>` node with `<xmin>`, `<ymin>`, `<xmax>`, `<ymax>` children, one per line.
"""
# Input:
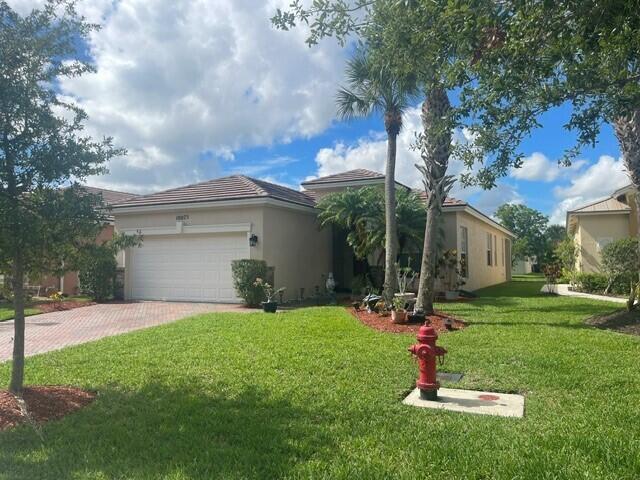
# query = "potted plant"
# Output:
<box><xmin>254</xmin><ymin>278</ymin><xmax>286</xmax><ymax>313</ymax></box>
<box><xmin>394</xmin><ymin>260</ymin><xmax>417</xmax><ymax>306</ymax></box>
<box><xmin>391</xmin><ymin>296</ymin><xmax>408</xmax><ymax>324</ymax></box>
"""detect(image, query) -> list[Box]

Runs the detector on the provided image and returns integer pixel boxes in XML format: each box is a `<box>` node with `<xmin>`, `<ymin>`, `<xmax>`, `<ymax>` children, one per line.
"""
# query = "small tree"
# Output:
<box><xmin>77</xmin><ymin>233</ymin><xmax>142</xmax><ymax>302</ymax></box>
<box><xmin>495</xmin><ymin>204</ymin><xmax>549</xmax><ymax>265</ymax></box>
<box><xmin>601</xmin><ymin>238</ymin><xmax>639</xmax><ymax>311</ymax></box>
<box><xmin>555</xmin><ymin>237</ymin><xmax>578</xmax><ymax>282</ymax></box>
<box><xmin>0</xmin><ymin>1</ymin><xmax>124</xmax><ymax>393</ymax></box>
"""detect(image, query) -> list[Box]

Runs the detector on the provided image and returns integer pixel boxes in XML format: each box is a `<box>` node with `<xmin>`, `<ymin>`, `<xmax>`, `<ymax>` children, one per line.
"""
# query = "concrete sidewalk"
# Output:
<box><xmin>541</xmin><ymin>284</ymin><xmax>629</xmax><ymax>304</ymax></box>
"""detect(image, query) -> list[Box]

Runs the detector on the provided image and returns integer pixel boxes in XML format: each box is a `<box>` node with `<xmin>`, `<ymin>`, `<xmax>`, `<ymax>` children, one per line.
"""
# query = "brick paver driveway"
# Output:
<box><xmin>0</xmin><ymin>301</ymin><xmax>251</xmax><ymax>362</ymax></box>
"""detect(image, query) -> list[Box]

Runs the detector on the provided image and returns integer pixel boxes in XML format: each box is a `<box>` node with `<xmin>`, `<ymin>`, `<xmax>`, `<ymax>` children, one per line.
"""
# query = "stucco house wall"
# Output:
<box><xmin>455</xmin><ymin>210</ymin><xmax>510</xmax><ymax>291</ymax></box>
<box><xmin>574</xmin><ymin>214</ymin><xmax>630</xmax><ymax>273</ymax></box>
<box><xmin>262</xmin><ymin>205</ymin><xmax>332</xmax><ymax>301</ymax></box>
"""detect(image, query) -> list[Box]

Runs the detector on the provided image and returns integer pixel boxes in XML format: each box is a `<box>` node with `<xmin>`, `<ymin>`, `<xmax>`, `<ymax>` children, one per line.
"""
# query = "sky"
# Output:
<box><xmin>10</xmin><ymin>0</ymin><xmax>632</xmax><ymax>225</ymax></box>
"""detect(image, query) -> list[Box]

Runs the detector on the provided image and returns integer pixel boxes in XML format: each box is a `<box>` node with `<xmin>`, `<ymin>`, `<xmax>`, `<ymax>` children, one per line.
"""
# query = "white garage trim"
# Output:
<box><xmin>122</xmin><ymin>222</ymin><xmax>252</xmax><ymax>236</ymax></box>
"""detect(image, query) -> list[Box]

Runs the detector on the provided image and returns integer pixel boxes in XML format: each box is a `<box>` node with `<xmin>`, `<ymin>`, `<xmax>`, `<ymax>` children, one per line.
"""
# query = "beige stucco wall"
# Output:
<box><xmin>575</xmin><ymin>213</ymin><xmax>630</xmax><ymax>273</ymax></box>
<box><xmin>454</xmin><ymin>211</ymin><xmax>511</xmax><ymax>291</ymax></box>
<box><xmin>261</xmin><ymin>205</ymin><xmax>332</xmax><ymax>301</ymax></box>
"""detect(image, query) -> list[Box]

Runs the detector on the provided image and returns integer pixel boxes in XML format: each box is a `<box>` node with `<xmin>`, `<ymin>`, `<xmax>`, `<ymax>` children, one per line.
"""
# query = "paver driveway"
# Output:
<box><xmin>0</xmin><ymin>301</ymin><xmax>251</xmax><ymax>362</ymax></box>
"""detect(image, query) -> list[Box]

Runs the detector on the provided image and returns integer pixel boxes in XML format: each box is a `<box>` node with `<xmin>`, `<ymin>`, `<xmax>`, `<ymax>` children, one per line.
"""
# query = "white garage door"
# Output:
<box><xmin>128</xmin><ymin>233</ymin><xmax>248</xmax><ymax>302</ymax></box>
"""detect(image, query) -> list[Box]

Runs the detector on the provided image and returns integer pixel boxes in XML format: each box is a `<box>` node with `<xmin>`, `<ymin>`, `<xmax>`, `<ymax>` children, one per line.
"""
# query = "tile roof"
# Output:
<box><xmin>568</xmin><ymin>196</ymin><xmax>631</xmax><ymax>214</ymax></box>
<box><xmin>112</xmin><ymin>175</ymin><xmax>316</xmax><ymax>209</ymax></box>
<box><xmin>79</xmin><ymin>186</ymin><xmax>138</xmax><ymax>206</ymax></box>
<box><xmin>413</xmin><ymin>189</ymin><xmax>467</xmax><ymax>207</ymax></box>
<box><xmin>301</xmin><ymin>169</ymin><xmax>385</xmax><ymax>186</ymax></box>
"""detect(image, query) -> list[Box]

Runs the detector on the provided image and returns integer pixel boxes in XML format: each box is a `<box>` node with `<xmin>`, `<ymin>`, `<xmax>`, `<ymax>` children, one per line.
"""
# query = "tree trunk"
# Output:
<box><xmin>382</xmin><ymin>131</ymin><xmax>399</xmax><ymax>304</ymax></box>
<box><xmin>612</xmin><ymin>109</ymin><xmax>640</xmax><ymax>311</ymax></box>
<box><xmin>9</xmin><ymin>251</ymin><xmax>25</xmax><ymax>394</ymax></box>
<box><xmin>415</xmin><ymin>87</ymin><xmax>453</xmax><ymax>316</ymax></box>
<box><xmin>416</xmin><ymin>201</ymin><xmax>440</xmax><ymax>314</ymax></box>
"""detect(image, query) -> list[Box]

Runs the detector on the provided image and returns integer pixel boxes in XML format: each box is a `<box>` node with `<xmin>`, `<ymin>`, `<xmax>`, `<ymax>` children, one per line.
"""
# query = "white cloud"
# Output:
<box><xmin>549</xmin><ymin>155</ymin><xmax>630</xmax><ymax>224</ymax></box>
<box><xmin>510</xmin><ymin>152</ymin><xmax>588</xmax><ymax>182</ymax></box>
<box><xmin>511</xmin><ymin>152</ymin><xmax>560</xmax><ymax>182</ymax></box>
<box><xmin>9</xmin><ymin>0</ymin><xmax>345</xmax><ymax>193</ymax></box>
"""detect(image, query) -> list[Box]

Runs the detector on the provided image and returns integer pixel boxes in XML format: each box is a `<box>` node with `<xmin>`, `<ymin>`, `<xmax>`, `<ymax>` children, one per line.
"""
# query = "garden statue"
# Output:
<box><xmin>326</xmin><ymin>272</ymin><xmax>337</xmax><ymax>305</ymax></box>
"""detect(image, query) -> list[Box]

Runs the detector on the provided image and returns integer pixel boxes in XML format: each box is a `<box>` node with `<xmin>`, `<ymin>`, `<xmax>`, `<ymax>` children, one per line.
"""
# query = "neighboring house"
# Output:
<box><xmin>39</xmin><ymin>186</ymin><xmax>138</xmax><ymax>295</ymax></box>
<box><xmin>513</xmin><ymin>257</ymin><xmax>535</xmax><ymax>275</ymax></box>
<box><xmin>112</xmin><ymin>169</ymin><xmax>514</xmax><ymax>303</ymax></box>
<box><xmin>566</xmin><ymin>184</ymin><xmax>637</xmax><ymax>273</ymax></box>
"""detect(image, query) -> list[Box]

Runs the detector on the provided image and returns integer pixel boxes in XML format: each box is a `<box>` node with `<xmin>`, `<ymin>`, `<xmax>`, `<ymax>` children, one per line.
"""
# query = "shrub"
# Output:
<box><xmin>231</xmin><ymin>259</ymin><xmax>268</xmax><ymax>306</ymax></box>
<box><xmin>573</xmin><ymin>272</ymin><xmax>610</xmax><ymax>294</ymax></box>
<box><xmin>78</xmin><ymin>233</ymin><xmax>142</xmax><ymax>302</ymax></box>
<box><xmin>601</xmin><ymin>238</ymin><xmax>639</xmax><ymax>309</ymax></box>
<box><xmin>79</xmin><ymin>244</ymin><xmax>118</xmax><ymax>302</ymax></box>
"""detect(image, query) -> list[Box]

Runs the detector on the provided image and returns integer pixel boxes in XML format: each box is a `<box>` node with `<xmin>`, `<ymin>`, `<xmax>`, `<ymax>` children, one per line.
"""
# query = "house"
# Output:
<box><xmin>111</xmin><ymin>169</ymin><xmax>514</xmax><ymax>303</ymax></box>
<box><xmin>566</xmin><ymin>184</ymin><xmax>637</xmax><ymax>273</ymax></box>
<box><xmin>39</xmin><ymin>186</ymin><xmax>138</xmax><ymax>295</ymax></box>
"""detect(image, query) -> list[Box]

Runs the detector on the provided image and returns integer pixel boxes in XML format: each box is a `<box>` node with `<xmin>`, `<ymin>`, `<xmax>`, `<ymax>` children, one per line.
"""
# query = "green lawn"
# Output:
<box><xmin>0</xmin><ymin>303</ymin><xmax>39</xmax><ymax>322</ymax></box>
<box><xmin>1</xmin><ymin>276</ymin><xmax>639</xmax><ymax>479</ymax></box>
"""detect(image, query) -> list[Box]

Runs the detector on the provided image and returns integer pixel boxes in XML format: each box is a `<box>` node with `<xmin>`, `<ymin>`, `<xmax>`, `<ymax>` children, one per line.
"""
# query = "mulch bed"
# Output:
<box><xmin>585</xmin><ymin>309</ymin><xmax>640</xmax><ymax>336</ymax></box>
<box><xmin>37</xmin><ymin>300</ymin><xmax>96</xmax><ymax>314</ymax></box>
<box><xmin>0</xmin><ymin>386</ymin><xmax>96</xmax><ymax>431</ymax></box>
<box><xmin>350</xmin><ymin>308</ymin><xmax>466</xmax><ymax>334</ymax></box>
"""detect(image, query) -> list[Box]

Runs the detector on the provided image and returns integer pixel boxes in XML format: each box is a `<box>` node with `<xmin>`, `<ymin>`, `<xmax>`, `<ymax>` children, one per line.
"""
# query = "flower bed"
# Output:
<box><xmin>350</xmin><ymin>308</ymin><xmax>466</xmax><ymax>334</ymax></box>
<box><xmin>37</xmin><ymin>300</ymin><xmax>96</xmax><ymax>314</ymax></box>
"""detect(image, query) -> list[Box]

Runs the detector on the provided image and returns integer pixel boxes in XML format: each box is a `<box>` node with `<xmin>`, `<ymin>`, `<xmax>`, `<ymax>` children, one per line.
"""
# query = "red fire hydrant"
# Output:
<box><xmin>408</xmin><ymin>323</ymin><xmax>447</xmax><ymax>400</ymax></box>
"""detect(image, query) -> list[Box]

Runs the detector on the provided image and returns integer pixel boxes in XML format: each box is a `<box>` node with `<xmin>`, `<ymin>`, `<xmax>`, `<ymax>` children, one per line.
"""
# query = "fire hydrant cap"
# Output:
<box><xmin>417</xmin><ymin>323</ymin><xmax>437</xmax><ymax>340</ymax></box>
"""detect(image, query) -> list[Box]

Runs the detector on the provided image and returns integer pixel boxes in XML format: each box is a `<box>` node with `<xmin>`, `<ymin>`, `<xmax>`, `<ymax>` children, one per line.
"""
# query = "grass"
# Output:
<box><xmin>0</xmin><ymin>295</ymin><xmax>91</xmax><ymax>322</ymax></box>
<box><xmin>0</xmin><ymin>303</ymin><xmax>40</xmax><ymax>322</ymax></box>
<box><xmin>1</xmin><ymin>275</ymin><xmax>639</xmax><ymax>479</ymax></box>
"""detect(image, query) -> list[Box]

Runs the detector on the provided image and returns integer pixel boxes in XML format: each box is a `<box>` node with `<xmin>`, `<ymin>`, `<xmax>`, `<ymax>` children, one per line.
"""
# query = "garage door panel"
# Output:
<box><xmin>129</xmin><ymin>233</ymin><xmax>247</xmax><ymax>302</ymax></box>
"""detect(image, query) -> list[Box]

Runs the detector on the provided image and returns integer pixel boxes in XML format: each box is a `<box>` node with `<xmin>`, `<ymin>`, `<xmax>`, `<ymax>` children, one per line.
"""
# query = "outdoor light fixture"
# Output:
<box><xmin>249</xmin><ymin>234</ymin><xmax>258</xmax><ymax>247</ymax></box>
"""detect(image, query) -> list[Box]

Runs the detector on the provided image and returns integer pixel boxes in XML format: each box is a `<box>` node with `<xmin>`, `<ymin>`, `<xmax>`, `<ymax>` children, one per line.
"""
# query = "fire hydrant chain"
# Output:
<box><xmin>408</xmin><ymin>323</ymin><xmax>447</xmax><ymax>401</ymax></box>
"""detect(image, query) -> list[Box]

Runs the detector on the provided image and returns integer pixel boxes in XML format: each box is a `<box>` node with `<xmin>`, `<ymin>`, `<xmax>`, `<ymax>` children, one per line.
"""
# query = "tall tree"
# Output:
<box><xmin>495</xmin><ymin>204</ymin><xmax>548</xmax><ymax>264</ymax></box>
<box><xmin>336</xmin><ymin>49</ymin><xmax>416</xmax><ymax>303</ymax></box>
<box><xmin>0</xmin><ymin>1</ymin><xmax>123</xmax><ymax>393</ymax></box>
<box><xmin>272</xmin><ymin>1</ymin><xmax>539</xmax><ymax>314</ymax></box>
<box><xmin>464</xmin><ymin>0</ymin><xmax>640</xmax><ymax>290</ymax></box>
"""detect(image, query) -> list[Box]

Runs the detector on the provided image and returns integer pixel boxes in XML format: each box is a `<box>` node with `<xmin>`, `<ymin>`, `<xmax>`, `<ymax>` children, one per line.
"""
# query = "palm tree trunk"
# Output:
<box><xmin>415</xmin><ymin>87</ymin><xmax>453</xmax><ymax>316</ymax></box>
<box><xmin>382</xmin><ymin>132</ymin><xmax>399</xmax><ymax>304</ymax></box>
<box><xmin>612</xmin><ymin>109</ymin><xmax>640</xmax><ymax>311</ymax></box>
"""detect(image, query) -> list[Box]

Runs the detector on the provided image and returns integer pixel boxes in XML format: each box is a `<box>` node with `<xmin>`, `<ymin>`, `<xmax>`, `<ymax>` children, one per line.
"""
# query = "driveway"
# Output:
<box><xmin>0</xmin><ymin>301</ymin><xmax>251</xmax><ymax>362</ymax></box>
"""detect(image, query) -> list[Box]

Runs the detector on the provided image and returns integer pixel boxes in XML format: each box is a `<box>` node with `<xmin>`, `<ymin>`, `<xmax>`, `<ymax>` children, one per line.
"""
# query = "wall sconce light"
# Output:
<box><xmin>249</xmin><ymin>234</ymin><xmax>258</xmax><ymax>247</ymax></box>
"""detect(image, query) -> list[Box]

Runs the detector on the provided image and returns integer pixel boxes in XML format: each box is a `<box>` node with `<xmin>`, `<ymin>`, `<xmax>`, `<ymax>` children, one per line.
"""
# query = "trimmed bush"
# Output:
<box><xmin>231</xmin><ymin>259</ymin><xmax>268</xmax><ymax>307</ymax></box>
<box><xmin>79</xmin><ymin>244</ymin><xmax>118</xmax><ymax>302</ymax></box>
<box><xmin>573</xmin><ymin>272</ymin><xmax>630</xmax><ymax>296</ymax></box>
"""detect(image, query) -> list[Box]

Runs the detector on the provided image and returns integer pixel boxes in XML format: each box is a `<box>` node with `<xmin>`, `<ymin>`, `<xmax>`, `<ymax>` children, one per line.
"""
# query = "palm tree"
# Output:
<box><xmin>317</xmin><ymin>187</ymin><xmax>426</xmax><ymax>282</ymax></box>
<box><xmin>336</xmin><ymin>49</ymin><xmax>417</xmax><ymax>304</ymax></box>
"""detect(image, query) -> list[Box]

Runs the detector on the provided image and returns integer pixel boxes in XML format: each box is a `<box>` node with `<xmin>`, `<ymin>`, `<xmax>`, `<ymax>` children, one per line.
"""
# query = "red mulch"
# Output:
<box><xmin>350</xmin><ymin>308</ymin><xmax>466</xmax><ymax>334</ymax></box>
<box><xmin>37</xmin><ymin>300</ymin><xmax>96</xmax><ymax>314</ymax></box>
<box><xmin>0</xmin><ymin>386</ymin><xmax>96</xmax><ymax>431</ymax></box>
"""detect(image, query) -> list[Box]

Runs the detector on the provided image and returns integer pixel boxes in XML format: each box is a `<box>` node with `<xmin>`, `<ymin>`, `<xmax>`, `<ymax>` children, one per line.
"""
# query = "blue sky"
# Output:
<box><xmin>10</xmin><ymin>0</ymin><xmax>631</xmax><ymax>225</ymax></box>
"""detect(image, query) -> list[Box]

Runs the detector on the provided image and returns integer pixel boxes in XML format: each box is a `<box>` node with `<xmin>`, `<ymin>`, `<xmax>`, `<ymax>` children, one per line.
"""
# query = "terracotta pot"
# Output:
<box><xmin>391</xmin><ymin>309</ymin><xmax>408</xmax><ymax>324</ymax></box>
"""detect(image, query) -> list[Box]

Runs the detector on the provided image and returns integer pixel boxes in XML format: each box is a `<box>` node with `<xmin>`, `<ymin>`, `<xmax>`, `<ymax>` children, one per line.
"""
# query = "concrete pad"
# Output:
<box><xmin>403</xmin><ymin>387</ymin><xmax>524</xmax><ymax>418</ymax></box>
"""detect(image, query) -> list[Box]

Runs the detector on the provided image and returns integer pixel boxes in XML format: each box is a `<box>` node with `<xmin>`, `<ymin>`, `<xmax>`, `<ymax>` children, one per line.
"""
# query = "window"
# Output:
<box><xmin>493</xmin><ymin>235</ymin><xmax>498</xmax><ymax>266</ymax></box>
<box><xmin>487</xmin><ymin>233</ymin><xmax>493</xmax><ymax>266</ymax></box>
<box><xmin>502</xmin><ymin>238</ymin><xmax>506</xmax><ymax>266</ymax></box>
<box><xmin>460</xmin><ymin>226</ymin><xmax>469</xmax><ymax>278</ymax></box>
